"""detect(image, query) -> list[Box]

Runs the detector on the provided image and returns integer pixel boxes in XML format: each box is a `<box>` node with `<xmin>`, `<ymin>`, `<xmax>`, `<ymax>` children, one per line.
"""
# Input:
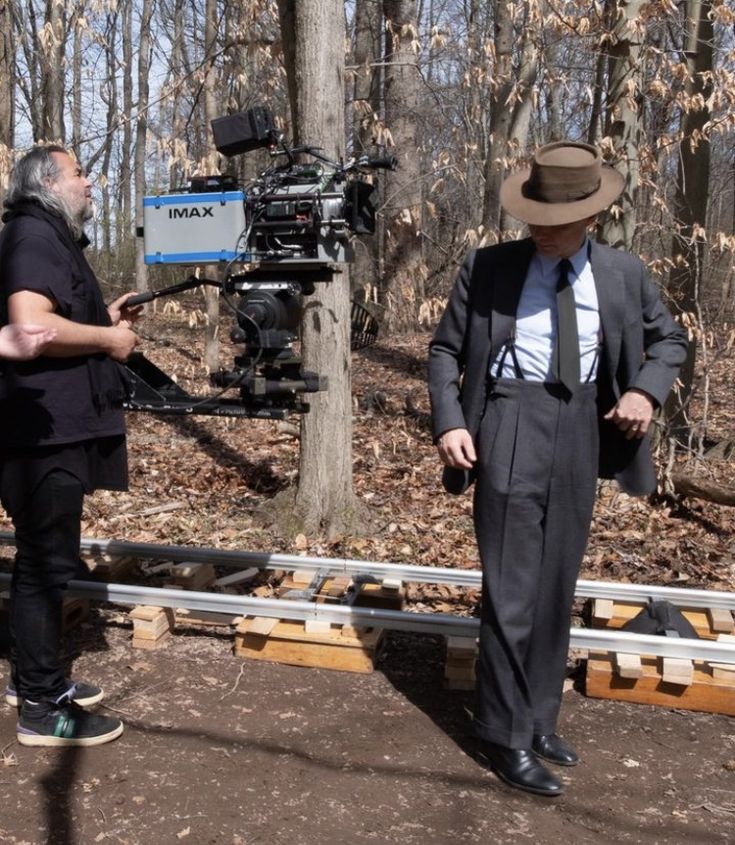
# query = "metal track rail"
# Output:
<box><xmin>0</xmin><ymin>573</ymin><xmax>734</xmax><ymax>663</ymax></box>
<box><xmin>1</xmin><ymin>532</ymin><xmax>734</xmax><ymax>610</ymax></box>
<box><xmin>1</xmin><ymin>534</ymin><xmax>734</xmax><ymax>664</ymax></box>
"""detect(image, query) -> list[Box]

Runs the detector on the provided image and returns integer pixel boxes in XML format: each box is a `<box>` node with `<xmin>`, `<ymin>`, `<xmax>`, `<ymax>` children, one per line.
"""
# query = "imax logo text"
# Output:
<box><xmin>168</xmin><ymin>207</ymin><xmax>214</xmax><ymax>219</ymax></box>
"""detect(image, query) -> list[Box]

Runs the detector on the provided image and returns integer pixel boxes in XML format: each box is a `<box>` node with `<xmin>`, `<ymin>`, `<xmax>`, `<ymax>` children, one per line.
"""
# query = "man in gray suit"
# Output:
<box><xmin>428</xmin><ymin>142</ymin><xmax>687</xmax><ymax>797</ymax></box>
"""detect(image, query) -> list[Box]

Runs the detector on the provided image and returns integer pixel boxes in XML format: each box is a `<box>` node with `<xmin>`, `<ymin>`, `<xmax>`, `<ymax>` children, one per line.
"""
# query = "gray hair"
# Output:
<box><xmin>5</xmin><ymin>145</ymin><xmax>85</xmax><ymax>239</ymax></box>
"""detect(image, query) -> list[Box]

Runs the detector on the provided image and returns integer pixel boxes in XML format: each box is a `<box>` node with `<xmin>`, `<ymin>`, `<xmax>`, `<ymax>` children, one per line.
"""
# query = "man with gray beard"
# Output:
<box><xmin>0</xmin><ymin>145</ymin><xmax>141</xmax><ymax>746</ymax></box>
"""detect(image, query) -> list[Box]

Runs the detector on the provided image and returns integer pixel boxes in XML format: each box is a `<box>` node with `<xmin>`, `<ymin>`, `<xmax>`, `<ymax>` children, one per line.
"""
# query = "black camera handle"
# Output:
<box><xmin>125</xmin><ymin>275</ymin><xmax>222</xmax><ymax>308</ymax></box>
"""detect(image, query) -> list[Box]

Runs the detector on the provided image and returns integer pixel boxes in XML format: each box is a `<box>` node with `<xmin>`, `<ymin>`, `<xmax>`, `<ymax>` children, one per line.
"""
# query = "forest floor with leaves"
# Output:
<box><xmin>0</xmin><ymin>307</ymin><xmax>734</xmax><ymax>845</ymax></box>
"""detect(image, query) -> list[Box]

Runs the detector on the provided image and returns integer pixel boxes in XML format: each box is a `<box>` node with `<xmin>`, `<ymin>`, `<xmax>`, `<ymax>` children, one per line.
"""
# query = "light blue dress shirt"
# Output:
<box><xmin>491</xmin><ymin>238</ymin><xmax>600</xmax><ymax>383</ymax></box>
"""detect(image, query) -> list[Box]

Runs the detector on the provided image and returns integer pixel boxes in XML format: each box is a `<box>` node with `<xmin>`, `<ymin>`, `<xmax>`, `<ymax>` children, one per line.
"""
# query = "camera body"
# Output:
<box><xmin>129</xmin><ymin>107</ymin><xmax>389</xmax><ymax>419</ymax></box>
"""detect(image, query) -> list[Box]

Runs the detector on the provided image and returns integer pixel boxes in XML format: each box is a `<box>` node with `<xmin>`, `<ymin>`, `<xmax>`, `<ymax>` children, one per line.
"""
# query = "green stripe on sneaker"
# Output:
<box><xmin>53</xmin><ymin>715</ymin><xmax>76</xmax><ymax>738</ymax></box>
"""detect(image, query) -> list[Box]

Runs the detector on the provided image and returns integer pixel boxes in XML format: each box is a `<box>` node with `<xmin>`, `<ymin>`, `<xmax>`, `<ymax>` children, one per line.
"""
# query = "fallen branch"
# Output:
<box><xmin>671</xmin><ymin>472</ymin><xmax>735</xmax><ymax>506</ymax></box>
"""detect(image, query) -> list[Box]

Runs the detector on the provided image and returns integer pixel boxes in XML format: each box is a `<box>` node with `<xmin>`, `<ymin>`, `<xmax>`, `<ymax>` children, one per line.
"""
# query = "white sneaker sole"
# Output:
<box><xmin>16</xmin><ymin>721</ymin><xmax>123</xmax><ymax>747</ymax></box>
<box><xmin>5</xmin><ymin>689</ymin><xmax>105</xmax><ymax>708</ymax></box>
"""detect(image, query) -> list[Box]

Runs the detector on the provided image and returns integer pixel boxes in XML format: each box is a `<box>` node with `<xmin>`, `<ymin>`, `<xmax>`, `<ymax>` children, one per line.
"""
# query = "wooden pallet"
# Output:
<box><xmin>586</xmin><ymin>650</ymin><xmax>735</xmax><ymax>716</ymax></box>
<box><xmin>589</xmin><ymin>598</ymin><xmax>734</xmax><ymax>639</ymax></box>
<box><xmin>233</xmin><ymin>570</ymin><xmax>398</xmax><ymax>673</ymax></box>
<box><xmin>586</xmin><ymin>598</ymin><xmax>735</xmax><ymax>714</ymax></box>
<box><xmin>234</xmin><ymin>616</ymin><xmax>383</xmax><ymax>673</ymax></box>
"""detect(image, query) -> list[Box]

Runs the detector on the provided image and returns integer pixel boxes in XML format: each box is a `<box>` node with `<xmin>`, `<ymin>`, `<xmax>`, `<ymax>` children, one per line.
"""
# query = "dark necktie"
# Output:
<box><xmin>554</xmin><ymin>258</ymin><xmax>579</xmax><ymax>392</ymax></box>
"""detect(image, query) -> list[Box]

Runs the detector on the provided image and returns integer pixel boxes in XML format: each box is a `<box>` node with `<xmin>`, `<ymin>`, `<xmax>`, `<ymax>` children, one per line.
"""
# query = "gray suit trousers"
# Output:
<box><xmin>472</xmin><ymin>379</ymin><xmax>598</xmax><ymax>748</ymax></box>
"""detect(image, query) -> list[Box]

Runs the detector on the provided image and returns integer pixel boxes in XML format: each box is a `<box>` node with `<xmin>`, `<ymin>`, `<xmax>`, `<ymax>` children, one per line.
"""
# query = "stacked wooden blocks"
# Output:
<box><xmin>166</xmin><ymin>562</ymin><xmax>217</xmax><ymax>591</ymax></box>
<box><xmin>444</xmin><ymin>636</ymin><xmax>478</xmax><ymax>690</ymax></box>
<box><xmin>586</xmin><ymin>598</ymin><xmax>735</xmax><ymax>716</ymax></box>
<box><xmin>129</xmin><ymin>605</ymin><xmax>175</xmax><ymax>650</ymax></box>
<box><xmin>82</xmin><ymin>552</ymin><xmax>137</xmax><ymax>583</ymax></box>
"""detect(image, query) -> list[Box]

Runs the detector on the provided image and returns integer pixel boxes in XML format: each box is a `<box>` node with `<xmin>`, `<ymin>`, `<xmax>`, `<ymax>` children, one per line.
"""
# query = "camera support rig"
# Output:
<box><xmin>124</xmin><ymin>107</ymin><xmax>393</xmax><ymax>420</ymax></box>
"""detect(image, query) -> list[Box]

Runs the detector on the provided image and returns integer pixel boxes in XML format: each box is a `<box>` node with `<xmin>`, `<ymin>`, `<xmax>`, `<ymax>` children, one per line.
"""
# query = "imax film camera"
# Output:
<box><xmin>125</xmin><ymin>106</ymin><xmax>394</xmax><ymax>419</ymax></box>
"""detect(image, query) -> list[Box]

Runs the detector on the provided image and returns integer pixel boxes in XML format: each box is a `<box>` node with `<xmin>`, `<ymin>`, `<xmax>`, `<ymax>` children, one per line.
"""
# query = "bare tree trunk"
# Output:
<box><xmin>587</xmin><ymin>47</ymin><xmax>607</xmax><ymax>146</ymax></box>
<box><xmin>545</xmin><ymin>38</ymin><xmax>564</xmax><ymax>143</ymax></box>
<box><xmin>134</xmin><ymin>0</ymin><xmax>154</xmax><ymax>294</ymax></box>
<box><xmin>599</xmin><ymin>0</ymin><xmax>645</xmax><ymax>251</ymax></box>
<box><xmin>169</xmin><ymin>0</ymin><xmax>187</xmax><ymax>191</ymax></box>
<box><xmin>100</xmin><ymin>10</ymin><xmax>119</xmax><ymax>271</ymax></box>
<box><xmin>0</xmin><ymin>0</ymin><xmax>15</xmax><ymax>202</ymax></box>
<box><xmin>201</xmin><ymin>0</ymin><xmax>221</xmax><ymax>373</ymax></box>
<box><xmin>276</xmin><ymin>0</ymin><xmax>360</xmax><ymax>537</ymax></box>
<box><xmin>120</xmin><ymin>0</ymin><xmax>134</xmax><ymax>249</ymax></box>
<box><xmin>498</xmin><ymin>19</ymin><xmax>538</xmax><ymax>236</ymax></box>
<box><xmin>480</xmin><ymin>0</ymin><xmax>514</xmax><ymax>238</ymax></box>
<box><xmin>463</xmin><ymin>0</ymin><xmax>488</xmax><ymax>233</ymax></box>
<box><xmin>70</xmin><ymin>6</ymin><xmax>84</xmax><ymax>158</ymax></box>
<box><xmin>41</xmin><ymin>0</ymin><xmax>66</xmax><ymax>142</ymax></box>
<box><xmin>350</xmin><ymin>0</ymin><xmax>382</xmax><ymax>299</ymax></box>
<box><xmin>666</xmin><ymin>0</ymin><xmax>713</xmax><ymax>434</ymax></box>
<box><xmin>381</xmin><ymin>0</ymin><xmax>424</xmax><ymax>333</ymax></box>
<box><xmin>15</xmin><ymin>3</ymin><xmax>45</xmax><ymax>140</ymax></box>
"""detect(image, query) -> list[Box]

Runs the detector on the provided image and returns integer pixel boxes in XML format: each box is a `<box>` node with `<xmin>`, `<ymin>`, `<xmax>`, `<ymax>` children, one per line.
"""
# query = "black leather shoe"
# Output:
<box><xmin>478</xmin><ymin>742</ymin><xmax>564</xmax><ymax>797</ymax></box>
<box><xmin>532</xmin><ymin>733</ymin><xmax>579</xmax><ymax>767</ymax></box>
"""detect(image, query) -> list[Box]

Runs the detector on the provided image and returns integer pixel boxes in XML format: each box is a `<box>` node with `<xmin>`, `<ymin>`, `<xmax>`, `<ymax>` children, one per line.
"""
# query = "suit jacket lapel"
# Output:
<box><xmin>489</xmin><ymin>238</ymin><xmax>535</xmax><ymax>360</ymax></box>
<box><xmin>590</xmin><ymin>240</ymin><xmax>625</xmax><ymax>379</ymax></box>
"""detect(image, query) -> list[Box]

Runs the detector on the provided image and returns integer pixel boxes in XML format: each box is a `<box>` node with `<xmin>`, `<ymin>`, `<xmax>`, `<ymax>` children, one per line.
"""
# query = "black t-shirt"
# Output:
<box><xmin>0</xmin><ymin>209</ymin><xmax>126</xmax><ymax>448</ymax></box>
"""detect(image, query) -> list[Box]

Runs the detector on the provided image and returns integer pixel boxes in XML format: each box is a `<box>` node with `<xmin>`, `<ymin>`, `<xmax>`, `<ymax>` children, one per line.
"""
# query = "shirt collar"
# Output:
<box><xmin>535</xmin><ymin>237</ymin><xmax>590</xmax><ymax>280</ymax></box>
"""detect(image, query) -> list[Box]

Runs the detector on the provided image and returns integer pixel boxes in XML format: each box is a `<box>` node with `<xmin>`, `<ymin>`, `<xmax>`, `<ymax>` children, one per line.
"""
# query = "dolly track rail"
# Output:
<box><xmin>1</xmin><ymin>533</ymin><xmax>734</xmax><ymax>664</ymax></box>
<box><xmin>2</xmin><ymin>532</ymin><xmax>734</xmax><ymax>609</ymax></box>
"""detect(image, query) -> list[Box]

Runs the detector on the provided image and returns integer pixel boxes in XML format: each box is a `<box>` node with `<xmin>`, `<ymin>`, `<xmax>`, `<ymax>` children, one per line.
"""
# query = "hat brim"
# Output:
<box><xmin>500</xmin><ymin>165</ymin><xmax>625</xmax><ymax>226</ymax></box>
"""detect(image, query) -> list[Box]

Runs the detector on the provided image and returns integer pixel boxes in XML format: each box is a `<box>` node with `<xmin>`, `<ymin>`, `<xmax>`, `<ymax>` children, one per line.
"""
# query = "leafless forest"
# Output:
<box><xmin>0</xmin><ymin>0</ymin><xmax>734</xmax><ymax>533</ymax></box>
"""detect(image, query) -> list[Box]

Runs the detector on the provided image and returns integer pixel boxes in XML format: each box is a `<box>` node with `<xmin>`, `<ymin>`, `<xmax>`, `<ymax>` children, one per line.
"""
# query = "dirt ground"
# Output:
<box><xmin>0</xmin><ymin>612</ymin><xmax>734</xmax><ymax>845</ymax></box>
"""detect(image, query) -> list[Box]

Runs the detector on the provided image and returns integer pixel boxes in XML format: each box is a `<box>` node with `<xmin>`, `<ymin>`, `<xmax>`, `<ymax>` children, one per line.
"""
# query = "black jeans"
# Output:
<box><xmin>8</xmin><ymin>469</ymin><xmax>86</xmax><ymax>703</ymax></box>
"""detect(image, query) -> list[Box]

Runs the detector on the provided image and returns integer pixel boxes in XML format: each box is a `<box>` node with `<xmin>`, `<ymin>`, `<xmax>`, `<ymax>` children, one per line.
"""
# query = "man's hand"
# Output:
<box><xmin>108</xmin><ymin>292</ymin><xmax>144</xmax><ymax>327</ymax></box>
<box><xmin>604</xmin><ymin>388</ymin><xmax>655</xmax><ymax>440</ymax></box>
<box><xmin>437</xmin><ymin>427</ymin><xmax>477</xmax><ymax>468</ymax></box>
<box><xmin>105</xmin><ymin>325</ymin><xmax>139</xmax><ymax>362</ymax></box>
<box><xmin>0</xmin><ymin>324</ymin><xmax>57</xmax><ymax>361</ymax></box>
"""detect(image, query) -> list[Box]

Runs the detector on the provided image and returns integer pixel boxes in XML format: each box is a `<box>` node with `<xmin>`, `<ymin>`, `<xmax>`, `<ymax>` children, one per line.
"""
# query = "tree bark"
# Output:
<box><xmin>120</xmin><ymin>0</ymin><xmax>134</xmax><ymax>249</ymax></box>
<box><xmin>480</xmin><ymin>0</ymin><xmax>517</xmax><ymax>238</ymax></box>
<box><xmin>100</xmin><ymin>10</ymin><xmax>120</xmax><ymax>268</ymax></box>
<box><xmin>0</xmin><ymin>0</ymin><xmax>15</xmax><ymax>203</ymax></box>
<box><xmin>381</xmin><ymin>0</ymin><xmax>424</xmax><ymax>333</ymax></box>
<box><xmin>666</xmin><ymin>0</ymin><xmax>713</xmax><ymax>433</ymax></box>
<box><xmin>350</xmin><ymin>0</ymin><xmax>382</xmax><ymax>300</ymax></box>
<box><xmin>70</xmin><ymin>4</ymin><xmax>84</xmax><ymax>158</ymax></box>
<box><xmin>134</xmin><ymin>0</ymin><xmax>154</xmax><ymax>294</ymax></box>
<box><xmin>41</xmin><ymin>0</ymin><xmax>66</xmax><ymax>142</ymax></box>
<box><xmin>599</xmin><ymin>0</ymin><xmax>645</xmax><ymax>251</ymax></box>
<box><xmin>202</xmin><ymin>0</ymin><xmax>221</xmax><ymax>373</ymax></box>
<box><xmin>276</xmin><ymin>0</ymin><xmax>360</xmax><ymax>537</ymax></box>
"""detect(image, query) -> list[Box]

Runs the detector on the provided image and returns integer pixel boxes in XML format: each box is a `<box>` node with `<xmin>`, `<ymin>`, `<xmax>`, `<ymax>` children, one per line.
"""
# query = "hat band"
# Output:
<box><xmin>522</xmin><ymin>175</ymin><xmax>602</xmax><ymax>205</ymax></box>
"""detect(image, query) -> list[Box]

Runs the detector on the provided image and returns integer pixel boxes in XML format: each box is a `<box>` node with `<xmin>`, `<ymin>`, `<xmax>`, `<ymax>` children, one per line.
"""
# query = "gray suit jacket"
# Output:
<box><xmin>428</xmin><ymin>238</ymin><xmax>688</xmax><ymax>496</ymax></box>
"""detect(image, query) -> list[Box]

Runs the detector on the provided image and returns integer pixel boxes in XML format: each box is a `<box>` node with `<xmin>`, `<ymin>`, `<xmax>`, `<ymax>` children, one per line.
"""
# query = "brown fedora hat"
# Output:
<box><xmin>500</xmin><ymin>141</ymin><xmax>624</xmax><ymax>226</ymax></box>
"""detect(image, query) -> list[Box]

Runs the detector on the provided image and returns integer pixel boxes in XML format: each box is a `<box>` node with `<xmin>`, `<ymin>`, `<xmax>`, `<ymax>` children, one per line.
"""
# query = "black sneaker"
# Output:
<box><xmin>16</xmin><ymin>699</ymin><xmax>123</xmax><ymax>747</ymax></box>
<box><xmin>5</xmin><ymin>679</ymin><xmax>104</xmax><ymax>708</ymax></box>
